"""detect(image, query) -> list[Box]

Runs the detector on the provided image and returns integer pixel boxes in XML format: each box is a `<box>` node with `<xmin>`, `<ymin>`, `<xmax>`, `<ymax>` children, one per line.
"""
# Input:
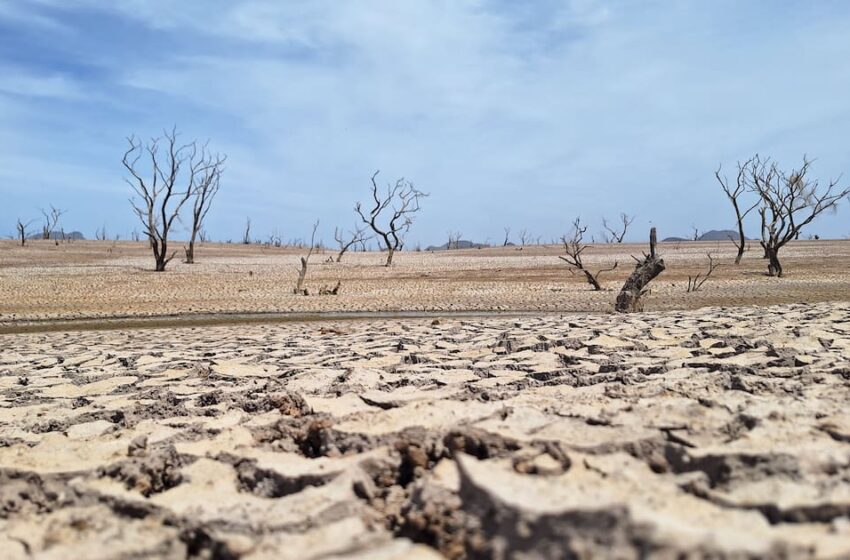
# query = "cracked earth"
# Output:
<box><xmin>1</xmin><ymin>302</ymin><xmax>850</xmax><ymax>558</ymax></box>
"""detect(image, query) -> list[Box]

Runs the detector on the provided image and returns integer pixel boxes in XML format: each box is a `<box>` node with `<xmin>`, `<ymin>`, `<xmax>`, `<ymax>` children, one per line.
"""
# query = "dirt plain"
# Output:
<box><xmin>2</xmin><ymin>239</ymin><xmax>850</xmax><ymax>558</ymax></box>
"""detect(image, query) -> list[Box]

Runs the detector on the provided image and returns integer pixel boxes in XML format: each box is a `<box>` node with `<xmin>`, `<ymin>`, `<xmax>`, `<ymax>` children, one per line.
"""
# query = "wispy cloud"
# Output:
<box><xmin>2</xmin><ymin>1</ymin><xmax>850</xmax><ymax>242</ymax></box>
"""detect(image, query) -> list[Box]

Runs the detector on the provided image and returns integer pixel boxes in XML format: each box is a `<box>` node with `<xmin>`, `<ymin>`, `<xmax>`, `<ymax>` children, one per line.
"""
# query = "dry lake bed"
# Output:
<box><xmin>2</xmin><ymin>240</ymin><xmax>850</xmax><ymax>558</ymax></box>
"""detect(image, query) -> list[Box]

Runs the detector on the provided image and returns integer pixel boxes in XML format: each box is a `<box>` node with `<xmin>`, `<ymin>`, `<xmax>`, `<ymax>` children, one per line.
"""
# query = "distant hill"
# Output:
<box><xmin>27</xmin><ymin>230</ymin><xmax>86</xmax><ymax>240</ymax></box>
<box><xmin>426</xmin><ymin>240</ymin><xmax>490</xmax><ymax>251</ymax></box>
<box><xmin>699</xmin><ymin>229</ymin><xmax>746</xmax><ymax>241</ymax></box>
<box><xmin>662</xmin><ymin>229</ymin><xmax>747</xmax><ymax>242</ymax></box>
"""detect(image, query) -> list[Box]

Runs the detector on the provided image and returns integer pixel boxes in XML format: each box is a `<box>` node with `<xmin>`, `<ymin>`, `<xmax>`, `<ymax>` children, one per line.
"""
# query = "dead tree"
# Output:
<box><xmin>39</xmin><ymin>205</ymin><xmax>66</xmax><ymax>240</ymax></box>
<box><xmin>746</xmin><ymin>155</ymin><xmax>850</xmax><ymax>277</ymax></box>
<box><xmin>95</xmin><ymin>225</ymin><xmax>108</xmax><ymax>241</ymax></box>
<box><xmin>355</xmin><ymin>170</ymin><xmax>427</xmax><ymax>266</ymax></box>
<box><xmin>615</xmin><ymin>227</ymin><xmax>666</xmax><ymax>313</ymax></box>
<box><xmin>242</xmin><ymin>217</ymin><xmax>252</xmax><ymax>245</ymax></box>
<box><xmin>16</xmin><ymin>218</ymin><xmax>35</xmax><ymax>246</ymax></box>
<box><xmin>503</xmin><ymin>227</ymin><xmax>511</xmax><ymax>246</ymax></box>
<box><xmin>691</xmin><ymin>226</ymin><xmax>700</xmax><ymax>241</ymax></box>
<box><xmin>334</xmin><ymin>225</ymin><xmax>370</xmax><ymax>262</ymax></box>
<box><xmin>715</xmin><ymin>160</ymin><xmax>759</xmax><ymax>264</ymax></box>
<box><xmin>601</xmin><ymin>213</ymin><xmax>635</xmax><ymax>243</ymax></box>
<box><xmin>268</xmin><ymin>230</ymin><xmax>282</xmax><ymax>248</ymax></box>
<box><xmin>294</xmin><ymin>221</ymin><xmax>319</xmax><ymax>295</ymax></box>
<box><xmin>185</xmin><ymin>147</ymin><xmax>225</xmax><ymax>264</ymax></box>
<box><xmin>687</xmin><ymin>253</ymin><xmax>719</xmax><ymax>293</ymax></box>
<box><xmin>446</xmin><ymin>231</ymin><xmax>462</xmax><ymax>250</ymax></box>
<box><xmin>123</xmin><ymin>127</ymin><xmax>203</xmax><ymax>272</ymax></box>
<box><xmin>559</xmin><ymin>217</ymin><xmax>617</xmax><ymax>291</ymax></box>
<box><xmin>518</xmin><ymin>229</ymin><xmax>531</xmax><ymax>247</ymax></box>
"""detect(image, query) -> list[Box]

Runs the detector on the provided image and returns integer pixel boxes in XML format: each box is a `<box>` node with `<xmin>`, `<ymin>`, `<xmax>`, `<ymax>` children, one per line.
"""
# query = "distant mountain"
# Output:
<box><xmin>426</xmin><ymin>240</ymin><xmax>490</xmax><ymax>251</ymax></box>
<box><xmin>699</xmin><ymin>229</ymin><xmax>747</xmax><ymax>241</ymax></box>
<box><xmin>662</xmin><ymin>229</ymin><xmax>747</xmax><ymax>242</ymax></box>
<box><xmin>27</xmin><ymin>230</ymin><xmax>86</xmax><ymax>240</ymax></box>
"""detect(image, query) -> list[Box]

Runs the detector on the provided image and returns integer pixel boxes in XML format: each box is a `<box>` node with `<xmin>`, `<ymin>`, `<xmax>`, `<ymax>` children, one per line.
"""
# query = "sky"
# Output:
<box><xmin>2</xmin><ymin>0</ymin><xmax>850</xmax><ymax>245</ymax></box>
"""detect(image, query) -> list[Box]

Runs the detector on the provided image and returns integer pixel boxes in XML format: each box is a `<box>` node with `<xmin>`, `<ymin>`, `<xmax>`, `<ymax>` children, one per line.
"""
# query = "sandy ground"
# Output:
<box><xmin>1</xmin><ymin>239</ymin><xmax>850</xmax><ymax>323</ymax></box>
<box><xmin>1</xmin><ymin>303</ymin><xmax>850</xmax><ymax>558</ymax></box>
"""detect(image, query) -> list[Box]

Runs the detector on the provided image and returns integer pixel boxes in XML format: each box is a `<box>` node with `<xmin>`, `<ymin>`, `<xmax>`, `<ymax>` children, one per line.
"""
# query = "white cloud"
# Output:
<box><xmin>2</xmin><ymin>1</ymin><xmax>850</xmax><ymax>241</ymax></box>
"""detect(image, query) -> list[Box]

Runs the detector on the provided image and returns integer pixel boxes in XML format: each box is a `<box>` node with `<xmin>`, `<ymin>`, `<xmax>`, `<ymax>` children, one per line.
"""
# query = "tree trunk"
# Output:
<box><xmin>385</xmin><ymin>247</ymin><xmax>395</xmax><ymax>267</ymax></box>
<box><xmin>154</xmin><ymin>242</ymin><xmax>168</xmax><ymax>272</ymax></box>
<box><xmin>766</xmin><ymin>247</ymin><xmax>782</xmax><ymax>277</ymax></box>
<box><xmin>734</xmin><ymin>223</ymin><xmax>745</xmax><ymax>265</ymax></box>
<box><xmin>582</xmin><ymin>270</ymin><xmax>602</xmax><ymax>291</ymax></box>
<box><xmin>614</xmin><ymin>228</ymin><xmax>665</xmax><ymax>313</ymax></box>
<box><xmin>294</xmin><ymin>257</ymin><xmax>308</xmax><ymax>294</ymax></box>
<box><xmin>185</xmin><ymin>232</ymin><xmax>197</xmax><ymax>264</ymax></box>
<box><xmin>185</xmin><ymin>242</ymin><xmax>195</xmax><ymax>264</ymax></box>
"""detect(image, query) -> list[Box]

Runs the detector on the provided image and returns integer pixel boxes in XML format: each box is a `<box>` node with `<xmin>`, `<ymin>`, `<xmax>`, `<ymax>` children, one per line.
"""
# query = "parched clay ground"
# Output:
<box><xmin>2</xmin><ymin>303</ymin><xmax>850</xmax><ymax>558</ymax></box>
<box><xmin>2</xmin><ymin>240</ymin><xmax>850</xmax><ymax>324</ymax></box>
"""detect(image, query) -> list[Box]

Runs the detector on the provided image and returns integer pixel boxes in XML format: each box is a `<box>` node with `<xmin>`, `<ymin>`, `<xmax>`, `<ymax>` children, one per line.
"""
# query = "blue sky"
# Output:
<box><xmin>2</xmin><ymin>0</ymin><xmax>850</xmax><ymax>244</ymax></box>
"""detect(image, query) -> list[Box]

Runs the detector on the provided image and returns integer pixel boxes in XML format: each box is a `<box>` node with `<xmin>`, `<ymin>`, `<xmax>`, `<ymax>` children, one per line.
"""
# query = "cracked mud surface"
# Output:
<box><xmin>2</xmin><ymin>302</ymin><xmax>850</xmax><ymax>558</ymax></box>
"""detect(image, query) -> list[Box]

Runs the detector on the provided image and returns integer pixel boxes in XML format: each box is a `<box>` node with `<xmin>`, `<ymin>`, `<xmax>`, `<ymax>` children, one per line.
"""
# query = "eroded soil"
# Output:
<box><xmin>2</xmin><ymin>303</ymin><xmax>850</xmax><ymax>558</ymax></box>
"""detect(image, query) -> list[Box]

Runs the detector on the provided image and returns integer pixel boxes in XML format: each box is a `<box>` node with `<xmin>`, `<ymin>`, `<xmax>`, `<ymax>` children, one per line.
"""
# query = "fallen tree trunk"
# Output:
<box><xmin>614</xmin><ymin>228</ymin><xmax>665</xmax><ymax>313</ymax></box>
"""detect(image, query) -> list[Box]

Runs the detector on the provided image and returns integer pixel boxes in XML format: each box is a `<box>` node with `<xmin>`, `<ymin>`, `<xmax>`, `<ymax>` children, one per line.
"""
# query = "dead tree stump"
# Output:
<box><xmin>294</xmin><ymin>257</ymin><xmax>309</xmax><ymax>295</ymax></box>
<box><xmin>614</xmin><ymin>227</ymin><xmax>665</xmax><ymax>313</ymax></box>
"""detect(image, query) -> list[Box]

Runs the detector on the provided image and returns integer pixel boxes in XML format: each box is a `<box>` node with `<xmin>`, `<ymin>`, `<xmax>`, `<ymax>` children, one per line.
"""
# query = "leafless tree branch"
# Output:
<box><xmin>355</xmin><ymin>170</ymin><xmax>428</xmax><ymax>266</ymax></box>
<box><xmin>558</xmin><ymin>217</ymin><xmax>618</xmax><ymax>291</ymax></box>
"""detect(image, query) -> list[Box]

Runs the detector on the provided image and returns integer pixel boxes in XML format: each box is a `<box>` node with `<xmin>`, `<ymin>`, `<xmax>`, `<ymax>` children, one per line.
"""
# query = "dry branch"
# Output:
<box><xmin>355</xmin><ymin>170</ymin><xmax>427</xmax><ymax>266</ymax></box>
<box><xmin>687</xmin><ymin>253</ymin><xmax>719</xmax><ymax>293</ymax></box>
<box><xmin>716</xmin><ymin>160</ymin><xmax>759</xmax><ymax>264</ymax></box>
<box><xmin>558</xmin><ymin>217</ymin><xmax>617</xmax><ymax>291</ymax></box>
<box><xmin>334</xmin><ymin>225</ymin><xmax>371</xmax><ymax>262</ymax></box>
<box><xmin>602</xmin><ymin>213</ymin><xmax>634</xmax><ymax>243</ymax></box>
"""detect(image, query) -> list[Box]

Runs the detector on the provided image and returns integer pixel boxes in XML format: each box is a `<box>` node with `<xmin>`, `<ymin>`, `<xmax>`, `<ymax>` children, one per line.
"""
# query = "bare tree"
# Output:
<box><xmin>39</xmin><ymin>205</ymin><xmax>66</xmax><ymax>240</ymax></box>
<box><xmin>690</xmin><ymin>226</ymin><xmax>701</xmax><ymax>241</ymax></box>
<box><xmin>334</xmin><ymin>224</ymin><xmax>370</xmax><ymax>262</ymax></box>
<box><xmin>355</xmin><ymin>170</ymin><xmax>427</xmax><ymax>266</ymax></box>
<box><xmin>267</xmin><ymin>230</ymin><xmax>282</xmax><ymax>248</ymax></box>
<box><xmin>558</xmin><ymin>217</ymin><xmax>617</xmax><ymax>291</ymax></box>
<box><xmin>294</xmin><ymin>220</ymin><xmax>319</xmax><ymax>295</ymax></box>
<box><xmin>16</xmin><ymin>218</ymin><xmax>35</xmax><ymax>246</ymax></box>
<box><xmin>446</xmin><ymin>230</ymin><xmax>462</xmax><ymax>250</ymax></box>
<box><xmin>123</xmin><ymin>127</ymin><xmax>205</xmax><ymax>272</ymax></box>
<box><xmin>518</xmin><ymin>228</ymin><xmax>531</xmax><ymax>247</ymax></box>
<box><xmin>601</xmin><ymin>213</ymin><xmax>634</xmax><ymax>243</ymax></box>
<box><xmin>185</xmin><ymin>147</ymin><xmax>225</xmax><ymax>264</ymax></box>
<box><xmin>747</xmin><ymin>155</ymin><xmax>850</xmax><ymax>277</ymax></box>
<box><xmin>687</xmin><ymin>253</ymin><xmax>719</xmax><ymax>293</ymax></box>
<box><xmin>243</xmin><ymin>217</ymin><xmax>252</xmax><ymax>245</ymax></box>
<box><xmin>615</xmin><ymin>228</ymin><xmax>666</xmax><ymax>313</ymax></box>
<box><xmin>503</xmin><ymin>227</ymin><xmax>511</xmax><ymax>247</ymax></box>
<box><xmin>715</xmin><ymin>160</ymin><xmax>759</xmax><ymax>264</ymax></box>
<box><xmin>95</xmin><ymin>225</ymin><xmax>108</xmax><ymax>241</ymax></box>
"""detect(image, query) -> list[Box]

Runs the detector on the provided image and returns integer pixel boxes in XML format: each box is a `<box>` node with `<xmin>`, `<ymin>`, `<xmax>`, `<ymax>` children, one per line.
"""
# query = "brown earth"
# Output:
<box><xmin>1</xmin><ymin>241</ymin><xmax>850</xmax><ymax>558</ymax></box>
